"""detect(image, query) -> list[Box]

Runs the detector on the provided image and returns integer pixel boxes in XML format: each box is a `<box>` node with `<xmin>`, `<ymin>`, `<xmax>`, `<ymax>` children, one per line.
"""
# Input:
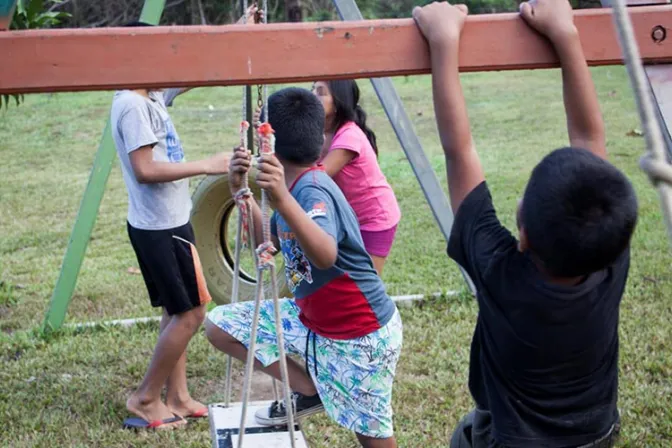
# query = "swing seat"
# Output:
<box><xmin>209</xmin><ymin>401</ymin><xmax>309</xmax><ymax>448</ymax></box>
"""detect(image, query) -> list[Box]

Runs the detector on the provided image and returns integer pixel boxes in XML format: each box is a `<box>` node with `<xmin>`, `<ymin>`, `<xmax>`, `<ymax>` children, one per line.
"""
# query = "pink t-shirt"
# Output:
<box><xmin>327</xmin><ymin>122</ymin><xmax>401</xmax><ymax>232</ymax></box>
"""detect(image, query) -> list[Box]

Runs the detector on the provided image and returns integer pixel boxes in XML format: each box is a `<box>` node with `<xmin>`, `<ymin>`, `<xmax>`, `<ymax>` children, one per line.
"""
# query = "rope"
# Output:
<box><xmin>257</xmin><ymin>0</ymin><xmax>282</xmax><ymax>401</ymax></box>
<box><xmin>224</xmin><ymin>0</ymin><xmax>252</xmax><ymax>411</ymax></box>
<box><xmin>226</xmin><ymin>3</ymin><xmax>296</xmax><ymax>447</ymax></box>
<box><xmin>237</xmin><ymin>123</ymin><xmax>297</xmax><ymax>448</ymax></box>
<box><xmin>223</xmin><ymin>121</ymin><xmax>253</xmax><ymax>408</ymax></box>
<box><xmin>609</xmin><ymin>0</ymin><xmax>672</xmax><ymax>246</ymax></box>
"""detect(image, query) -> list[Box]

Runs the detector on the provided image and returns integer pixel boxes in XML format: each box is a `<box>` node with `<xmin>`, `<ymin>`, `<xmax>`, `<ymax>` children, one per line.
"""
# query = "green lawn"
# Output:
<box><xmin>1</xmin><ymin>68</ymin><xmax>671</xmax><ymax>447</ymax></box>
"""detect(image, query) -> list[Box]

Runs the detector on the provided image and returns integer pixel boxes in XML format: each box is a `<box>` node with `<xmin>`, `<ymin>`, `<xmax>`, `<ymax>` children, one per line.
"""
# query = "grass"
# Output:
<box><xmin>1</xmin><ymin>68</ymin><xmax>671</xmax><ymax>447</ymax></box>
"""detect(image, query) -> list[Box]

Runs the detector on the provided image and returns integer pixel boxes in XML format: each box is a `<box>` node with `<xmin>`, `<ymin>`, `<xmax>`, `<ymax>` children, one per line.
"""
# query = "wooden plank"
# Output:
<box><xmin>603</xmin><ymin>0</ymin><xmax>669</xmax><ymax>5</ymax></box>
<box><xmin>209</xmin><ymin>402</ymin><xmax>309</xmax><ymax>448</ymax></box>
<box><xmin>1</xmin><ymin>6</ymin><xmax>672</xmax><ymax>94</ymax></box>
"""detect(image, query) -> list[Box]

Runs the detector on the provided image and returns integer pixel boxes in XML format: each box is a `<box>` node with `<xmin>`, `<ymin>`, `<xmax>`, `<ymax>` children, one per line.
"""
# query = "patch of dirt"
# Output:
<box><xmin>201</xmin><ymin>367</ymin><xmax>281</xmax><ymax>403</ymax></box>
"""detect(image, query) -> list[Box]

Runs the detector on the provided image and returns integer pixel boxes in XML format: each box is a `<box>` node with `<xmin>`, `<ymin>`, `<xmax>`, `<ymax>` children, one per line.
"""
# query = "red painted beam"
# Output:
<box><xmin>1</xmin><ymin>6</ymin><xmax>671</xmax><ymax>94</ymax></box>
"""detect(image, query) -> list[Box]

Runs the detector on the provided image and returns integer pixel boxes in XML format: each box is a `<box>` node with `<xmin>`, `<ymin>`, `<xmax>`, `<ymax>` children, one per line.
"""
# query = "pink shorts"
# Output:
<box><xmin>360</xmin><ymin>225</ymin><xmax>398</xmax><ymax>258</ymax></box>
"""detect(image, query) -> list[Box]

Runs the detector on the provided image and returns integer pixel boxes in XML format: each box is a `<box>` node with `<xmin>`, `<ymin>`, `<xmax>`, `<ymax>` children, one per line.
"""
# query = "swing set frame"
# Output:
<box><xmin>1</xmin><ymin>0</ymin><xmax>672</xmax><ymax>332</ymax></box>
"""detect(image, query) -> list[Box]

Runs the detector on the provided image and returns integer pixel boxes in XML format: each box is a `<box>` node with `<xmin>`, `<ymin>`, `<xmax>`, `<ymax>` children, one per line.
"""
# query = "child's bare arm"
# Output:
<box><xmin>321</xmin><ymin>150</ymin><xmax>356</xmax><ymax>177</ymax></box>
<box><xmin>520</xmin><ymin>0</ymin><xmax>606</xmax><ymax>159</ymax></box>
<box><xmin>413</xmin><ymin>3</ymin><xmax>485</xmax><ymax>213</ymax></box>
<box><xmin>130</xmin><ymin>147</ymin><xmax>229</xmax><ymax>183</ymax></box>
<box><xmin>256</xmin><ymin>155</ymin><xmax>338</xmax><ymax>270</ymax></box>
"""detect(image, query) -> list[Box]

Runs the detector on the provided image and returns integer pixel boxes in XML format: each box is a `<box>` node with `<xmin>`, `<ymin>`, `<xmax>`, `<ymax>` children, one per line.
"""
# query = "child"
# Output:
<box><xmin>113</xmin><ymin>7</ymin><xmax>261</xmax><ymax>430</ymax></box>
<box><xmin>206</xmin><ymin>87</ymin><xmax>403</xmax><ymax>448</ymax></box>
<box><xmin>312</xmin><ymin>80</ymin><xmax>401</xmax><ymax>275</ymax></box>
<box><xmin>413</xmin><ymin>1</ymin><xmax>637</xmax><ymax>447</ymax></box>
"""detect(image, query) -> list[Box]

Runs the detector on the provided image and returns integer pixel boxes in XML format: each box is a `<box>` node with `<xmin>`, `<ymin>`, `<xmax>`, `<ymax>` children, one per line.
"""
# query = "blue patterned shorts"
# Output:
<box><xmin>207</xmin><ymin>299</ymin><xmax>403</xmax><ymax>438</ymax></box>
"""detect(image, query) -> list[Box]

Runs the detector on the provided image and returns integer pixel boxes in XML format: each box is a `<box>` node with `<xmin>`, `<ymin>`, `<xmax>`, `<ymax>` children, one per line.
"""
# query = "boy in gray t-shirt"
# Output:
<box><xmin>111</xmin><ymin>86</ymin><xmax>228</xmax><ymax>430</ymax></box>
<box><xmin>113</xmin><ymin>7</ymin><xmax>262</xmax><ymax>430</ymax></box>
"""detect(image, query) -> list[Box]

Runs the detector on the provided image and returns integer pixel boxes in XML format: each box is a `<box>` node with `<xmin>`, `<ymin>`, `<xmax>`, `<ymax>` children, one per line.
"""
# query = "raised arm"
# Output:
<box><xmin>520</xmin><ymin>0</ymin><xmax>606</xmax><ymax>159</ymax></box>
<box><xmin>256</xmin><ymin>155</ymin><xmax>338</xmax><ymax>270</ymax></box>
<box><xmin>413</xmin><ymin>3</ymin><xmax>485</xmax><ymax>213</ymax></box>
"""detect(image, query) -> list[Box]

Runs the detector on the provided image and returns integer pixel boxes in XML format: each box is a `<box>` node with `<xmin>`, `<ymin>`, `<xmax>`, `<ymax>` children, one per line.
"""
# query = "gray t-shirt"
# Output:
<box><xmin>110</xmin><ymin>89</ymin><xmax>191</xmax><ymax>230</ymax></box>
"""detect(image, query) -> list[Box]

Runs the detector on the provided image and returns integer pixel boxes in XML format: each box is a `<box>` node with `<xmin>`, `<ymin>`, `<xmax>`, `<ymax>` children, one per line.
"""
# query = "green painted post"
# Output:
<box><xmin>42</xmin><ymin>0</ymin><xmax>166</xmax><ymax>332</ymax></box>
<box><xmin>0</xmin><ymin>0</ymin><xmax>17</xmax><ymax>30</ymax></box>
<box><xmin>140</xmin><ymin>0</ymin><xmax>166</xmax><ymax>23</ymax></box>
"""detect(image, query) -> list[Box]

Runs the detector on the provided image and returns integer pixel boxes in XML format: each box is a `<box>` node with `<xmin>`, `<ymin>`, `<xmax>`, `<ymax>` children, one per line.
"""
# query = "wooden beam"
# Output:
<box><xmin>1</xmin><ymin>6</ymin><xmax>672</xmax><ymax>94</ymax></box>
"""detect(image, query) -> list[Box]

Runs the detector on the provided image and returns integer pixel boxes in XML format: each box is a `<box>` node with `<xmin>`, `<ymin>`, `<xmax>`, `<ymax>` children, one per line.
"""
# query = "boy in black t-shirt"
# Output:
<box><xmin>413</xmin><ymin>1</ymin><xmax>638</xmax><ymax>447</ymax></box>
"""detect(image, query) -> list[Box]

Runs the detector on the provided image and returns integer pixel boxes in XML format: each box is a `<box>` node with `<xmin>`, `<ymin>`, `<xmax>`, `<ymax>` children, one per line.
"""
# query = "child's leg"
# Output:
<box><xmin>361</xmin><ymin>225</ymin><xmax>398</xmax><ymax>276</ymax></box>
<box><xmin>370</xmin><ymin>256</ymin><xmax>387</xmax><ymax>276</ymax></box>
<box><xmin>313</xmin><ymin>308</ymin><xmax>403</xmax><ymax>447</ymax></box>
<box><xmin>355</xmin><ymin>434</ymin><xmax>397</xmax><ymax>448</ymax></box>
<box><xmin>127</xmin><ymin>222</ymin><xmax>211</xmax><ymax>421</ymax></box>
<box><xmin>163</xmin><ymin>307</ymin><xmax>207</xmax><ymax>417</ymax></box>
<box><xmin>205</xmin><ymin>318</ymin><xmax>317</xmax><ymax>396</ymax></box>
<box><xmin>127</xmin><ymin>303</ymin><xmax>206</xmax><ymax>423</ymax></box>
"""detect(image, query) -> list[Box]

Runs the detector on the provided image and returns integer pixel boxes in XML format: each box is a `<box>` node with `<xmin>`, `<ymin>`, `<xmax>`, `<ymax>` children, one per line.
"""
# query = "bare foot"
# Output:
<box><xmin>127</xmin><ymin>393</ymin><xmax>187</xmax><ymax>428</ymax></box>
<box><xmin>167</xmin><ymin>396</ymin><xmax>208</xmax><ymax>418</ymax></box>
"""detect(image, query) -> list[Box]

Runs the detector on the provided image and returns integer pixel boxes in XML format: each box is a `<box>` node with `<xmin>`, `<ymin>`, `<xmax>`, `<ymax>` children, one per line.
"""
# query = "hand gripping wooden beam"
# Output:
<box><xmin>0</xmin><ymin>6</ymin><xmax>671</xmax><ymax>94</ymax></box>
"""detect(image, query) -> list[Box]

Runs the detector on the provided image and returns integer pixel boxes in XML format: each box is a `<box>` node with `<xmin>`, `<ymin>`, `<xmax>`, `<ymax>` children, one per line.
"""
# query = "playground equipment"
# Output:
<box><xmin>3</xmin><ymin>0</ymin><xmax>672</xmax><ymax>446</ymax></box>
<box><xmin>1</xmin><ymin>0</ymin><xmax>670</xmax><ymax>331</ymax></box>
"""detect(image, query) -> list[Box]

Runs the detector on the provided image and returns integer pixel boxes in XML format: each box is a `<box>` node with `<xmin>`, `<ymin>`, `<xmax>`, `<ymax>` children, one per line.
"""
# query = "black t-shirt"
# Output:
<box><xmin>447</xmin><ymin>182</ymin><xmax>627</xmax><ymax>447</ymax></box>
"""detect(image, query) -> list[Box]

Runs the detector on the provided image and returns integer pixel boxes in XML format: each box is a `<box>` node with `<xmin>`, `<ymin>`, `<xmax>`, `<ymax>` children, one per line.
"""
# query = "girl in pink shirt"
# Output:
<box><xmin>312</xmin><ymin>80</ymin><xmax>401</xmax><ymax>275</ymax></box>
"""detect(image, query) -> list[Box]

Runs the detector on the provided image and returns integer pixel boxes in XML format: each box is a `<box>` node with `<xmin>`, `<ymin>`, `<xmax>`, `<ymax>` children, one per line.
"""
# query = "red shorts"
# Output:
<box><xmin>360</xmin><ymin>225</ymin><xmax>398</xmax><ymax>258</ymax></box>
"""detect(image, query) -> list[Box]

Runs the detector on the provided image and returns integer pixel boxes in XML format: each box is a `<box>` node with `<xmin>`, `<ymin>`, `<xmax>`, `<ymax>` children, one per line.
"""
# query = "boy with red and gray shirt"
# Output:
<box><xmin>206</xmin><ymin>87</ymin><xmax>403</xmax><ymax>448</ymax></box>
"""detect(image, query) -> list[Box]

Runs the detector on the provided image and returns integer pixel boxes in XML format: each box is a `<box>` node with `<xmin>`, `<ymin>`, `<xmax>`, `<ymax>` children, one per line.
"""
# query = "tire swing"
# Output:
<box><xmin>191</xmin><ymin>172</ymin><xmax>291</xmax><ymax>305</ymax></box>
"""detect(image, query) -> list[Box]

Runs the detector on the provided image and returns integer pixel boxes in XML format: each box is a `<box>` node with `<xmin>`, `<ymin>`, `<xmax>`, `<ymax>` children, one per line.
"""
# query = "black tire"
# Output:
<box><xmin>190</xmin><ymin>172</ymin><xmax>291</xmax><ymax>305</ymax></box>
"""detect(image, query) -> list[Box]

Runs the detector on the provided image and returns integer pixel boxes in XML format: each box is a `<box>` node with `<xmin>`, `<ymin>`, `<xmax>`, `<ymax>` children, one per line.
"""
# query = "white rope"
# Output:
<box><xmin>224</xmin><ymin>0</ymin><xmax>251</xmax><ymax>410</ymax></box>
<box><xmin>229</xmin><ymin>3</ymin><xmax>296</xmax><ymax>446</ymax></box>
<box><xmin>224</xmin><ymin>121</ymin><xmax>252</xmax><ymax>407</ymax></box>
<box><xmin>236</xmin><ymin>126</ymin><xmax>297</xmax><ymax>448</ymax></box>
<box><xmin>609</xmin><ymin>0</ymin><xmax>672</xmax><ymax>246</ymax></box>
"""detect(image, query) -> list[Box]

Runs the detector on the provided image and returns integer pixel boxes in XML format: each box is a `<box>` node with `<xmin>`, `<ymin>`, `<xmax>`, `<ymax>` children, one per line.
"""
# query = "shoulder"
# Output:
<box><xmin>294</xmin><ymin>170</ymin><xmax>334</xmax><ymax>196</ymax></box>
<box><xmin>331</xmin><ymin>122</ymin><xmax>366</xmax><ymax>146</ymax></box>
<box><xmin>112</xmin><ymin>91</ymin><xmax>148</xmax><ymax>118</ymax></box>
<box><xmin>113</xmin><ymin>90</ymin><xmax>146</xmax><ymax>110</ymax></box>
<box><xmin>294</xmin><ymin>171</ymin><xmax>343</xmax><ymax>203</ymax></box>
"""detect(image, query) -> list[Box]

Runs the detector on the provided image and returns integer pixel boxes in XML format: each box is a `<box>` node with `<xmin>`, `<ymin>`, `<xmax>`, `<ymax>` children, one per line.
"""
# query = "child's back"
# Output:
<box><xmin>447</xmin><ymin>164</ymin><xmax>629</xmax><ymax>445</ymax></box>
<box><xmin>414</xmin><ymin>1</ymin><xmax>637</xmax><ymax>446</ymax></box>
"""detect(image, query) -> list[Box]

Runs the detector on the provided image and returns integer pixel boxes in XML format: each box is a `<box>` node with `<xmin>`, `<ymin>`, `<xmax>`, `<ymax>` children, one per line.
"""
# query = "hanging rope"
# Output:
<box><xmin>223</xmin><ymin>0</ymin><xmax>252</xmax><ymax>410</ymax></box>
<box><xmin>237</xmin><ymin>125</ymin><xmax>297</xmax><ymax>448</ymax></box>
<box><xmin>224</xmin><ymin>3</ymin><xmax>296</xmax><ymax>447</ymax></box>
<box><xmin>609</xmin><ymin>0</ymin><xmax>672</xmax><ymax>246</ymax></box>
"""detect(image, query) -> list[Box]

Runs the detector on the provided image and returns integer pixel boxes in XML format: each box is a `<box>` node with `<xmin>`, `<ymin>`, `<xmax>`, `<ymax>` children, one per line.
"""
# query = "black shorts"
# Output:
<box><xmin>127</xmin><ymin>221</ymin><xmax>212</xmax><ymax>316</ymax></box>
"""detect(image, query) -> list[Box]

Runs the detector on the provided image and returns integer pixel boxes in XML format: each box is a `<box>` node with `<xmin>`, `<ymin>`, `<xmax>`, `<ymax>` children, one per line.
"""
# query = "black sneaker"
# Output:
<box><xmin>254</xmin><ymin>392</ymin><xmax>324</xmax><ymax>426</ymax></box>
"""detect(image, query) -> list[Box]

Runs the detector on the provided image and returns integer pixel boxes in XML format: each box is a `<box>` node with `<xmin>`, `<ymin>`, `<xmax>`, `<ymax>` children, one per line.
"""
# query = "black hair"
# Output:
<box><xmin>326</xmin><ymin>80</ymin><xmax>378</xmax><ymax>157</ymax></box>
<box><xmin>521</xmin><ymin>147</ymin><xmax>638</xmax><ymax>277</ymax></box>
<box><xmin>267</xmin><ymin>87</ymin><xmax>325</xmax><ymax>165</ymax></box>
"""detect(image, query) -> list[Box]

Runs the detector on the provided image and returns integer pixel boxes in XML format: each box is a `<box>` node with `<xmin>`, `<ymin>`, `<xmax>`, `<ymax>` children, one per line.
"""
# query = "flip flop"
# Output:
<box><xmin>123</xmin><ymin>414</ymin><xmax>185</xmax><ymax>430</ymax></box>
<box><xmin>184</xmin><ymin>408</ymin><xmax>208</xmax><ymax>419</ymax></box>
